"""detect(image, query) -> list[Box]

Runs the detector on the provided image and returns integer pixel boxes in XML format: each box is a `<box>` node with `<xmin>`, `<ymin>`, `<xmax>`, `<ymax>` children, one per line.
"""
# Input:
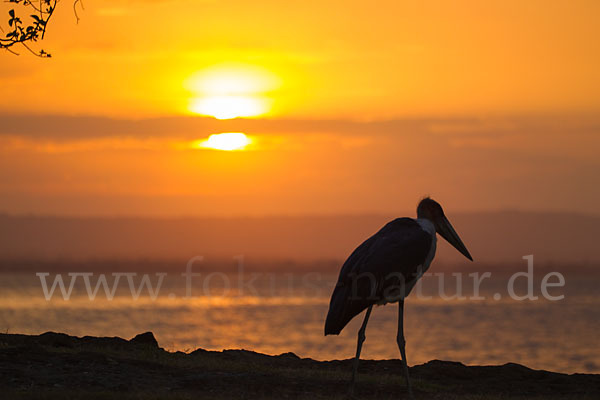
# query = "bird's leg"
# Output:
<box><xmin>349</xmin><ymin>305</ymin><xmax>373</xmax><ymax>397</ymax></box>
<box><xmin>397</xmin><ymin>299</ymin><xmax>414</xmax><ymax>399</ymax></box>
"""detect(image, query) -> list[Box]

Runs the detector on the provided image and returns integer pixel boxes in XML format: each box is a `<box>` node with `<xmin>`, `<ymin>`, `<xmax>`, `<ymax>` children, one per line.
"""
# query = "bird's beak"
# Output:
<box><xmin>436</xmin><ymin>216</ymin><xmax>473</xmax><ymax>261</ymax></box>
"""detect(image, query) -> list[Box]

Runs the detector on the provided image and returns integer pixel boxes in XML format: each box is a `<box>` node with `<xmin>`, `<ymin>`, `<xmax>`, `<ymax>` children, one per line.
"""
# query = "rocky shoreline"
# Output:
<box><xmin>0</xmin><ymin>331</ymin><xmax>598</xmax><ymax>399</ymax></box>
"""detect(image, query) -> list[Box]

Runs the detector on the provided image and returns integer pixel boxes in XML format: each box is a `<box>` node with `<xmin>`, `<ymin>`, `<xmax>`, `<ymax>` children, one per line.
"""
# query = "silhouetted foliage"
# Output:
<box><xmin>1</xmin><ymin>0</ymin><xmax>82</xmax><ymax>57</ymax></box>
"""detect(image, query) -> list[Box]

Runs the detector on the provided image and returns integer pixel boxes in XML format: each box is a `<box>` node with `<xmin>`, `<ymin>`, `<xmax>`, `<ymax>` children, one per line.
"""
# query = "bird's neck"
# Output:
<box><xmin>416</xmin><ymin>218</ymin><xmax>436</xmax><ymax>237</ymax></box>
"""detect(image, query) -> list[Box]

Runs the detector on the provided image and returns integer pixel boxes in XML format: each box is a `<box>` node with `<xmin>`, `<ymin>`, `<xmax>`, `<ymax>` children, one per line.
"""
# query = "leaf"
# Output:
<box><xmin>9</xmin><ymin>9</ymin><xmax>15</xmax><ymax>18</ymax></box>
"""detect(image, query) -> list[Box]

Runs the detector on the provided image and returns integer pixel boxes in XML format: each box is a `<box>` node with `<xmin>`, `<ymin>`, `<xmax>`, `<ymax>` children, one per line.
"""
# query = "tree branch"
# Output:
<box><xmin>1</xmin><ymin>0</ymin><xmax>81</xmax><ymax>57</ymax></box>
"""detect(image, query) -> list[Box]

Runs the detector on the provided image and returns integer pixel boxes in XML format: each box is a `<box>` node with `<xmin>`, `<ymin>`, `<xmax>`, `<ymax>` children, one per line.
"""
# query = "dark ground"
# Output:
<box><xmin>0</xmin><ymin>331</ymin><xmax>598</xmax><ymax>399</ymax></box>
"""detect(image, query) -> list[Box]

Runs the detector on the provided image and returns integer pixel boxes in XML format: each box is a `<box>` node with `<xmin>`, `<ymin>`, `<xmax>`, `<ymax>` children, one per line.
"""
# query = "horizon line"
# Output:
<box><xmin>1</xmin><ymin>208</ymin><xmax>598</xmax><ymax>220</ymax></box>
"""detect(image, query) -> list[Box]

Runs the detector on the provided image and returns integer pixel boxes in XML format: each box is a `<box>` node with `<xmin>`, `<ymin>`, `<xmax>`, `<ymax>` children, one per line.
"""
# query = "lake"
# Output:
<box><xmin>1</xmin><ymin>262</ymin><xmax>598</xmax><ymax>374</ymax></box>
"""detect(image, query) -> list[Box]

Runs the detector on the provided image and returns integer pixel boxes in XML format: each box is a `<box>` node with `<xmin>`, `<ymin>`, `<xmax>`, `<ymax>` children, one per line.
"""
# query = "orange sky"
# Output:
<box><xmin>0</xmin><ymin>1</ymin><xmax>599</xmax><ymax>216</ymax></box>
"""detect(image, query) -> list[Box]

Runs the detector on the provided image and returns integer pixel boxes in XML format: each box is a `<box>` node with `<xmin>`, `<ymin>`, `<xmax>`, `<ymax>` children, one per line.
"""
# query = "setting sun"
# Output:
<box><xmin>197</xmin><ymin>132</ymin><xmax>252</xmax><ymax>151</ymax></box>
<box><xmin>186</xmin><ymin>64</ymin><xmax>279</xmax><ymax>119</ymax></box>
<box><xmin>190</xmin><ymin>96</ymin><xmax>268</xmax><ymax>120</ymax></box>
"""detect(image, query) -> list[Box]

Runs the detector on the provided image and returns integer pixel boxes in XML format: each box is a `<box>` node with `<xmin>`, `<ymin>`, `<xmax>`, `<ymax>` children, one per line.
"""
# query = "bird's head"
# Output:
<box><xmin>417</xmin><ymin>197</ymin><xmax>473</xmax><ymax>261</ymax></box>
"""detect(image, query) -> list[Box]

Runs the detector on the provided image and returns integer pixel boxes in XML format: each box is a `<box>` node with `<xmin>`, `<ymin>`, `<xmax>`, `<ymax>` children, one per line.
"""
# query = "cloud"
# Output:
<box><xmin>0</xmin><ymin>113</ymin><xmax>560</xmax><ymax>139</ymax></box>
<box><xmin>0</xmin><ymin>114</ymin><xmax>598</xmax><ymax>163</ymax></box>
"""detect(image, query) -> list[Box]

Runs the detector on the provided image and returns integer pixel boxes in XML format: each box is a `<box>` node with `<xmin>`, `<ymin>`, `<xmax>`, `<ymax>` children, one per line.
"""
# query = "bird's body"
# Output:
<box><xmin>324</xmin><ymin>198</ymin><xmax>473</xmax><ymax>399</ymax></box>
<box><xmin>325</xmin><ymin>217</ymin><xmax>437</xmax><ymax>335</ymax></box>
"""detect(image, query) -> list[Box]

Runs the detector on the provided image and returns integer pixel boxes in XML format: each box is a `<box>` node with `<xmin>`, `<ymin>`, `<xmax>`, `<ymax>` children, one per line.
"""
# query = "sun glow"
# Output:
<box><xmin>196</xmin><ymin>132</ymin><xmax>252</xmax><ymax>151</ymax></box>
<box><xmin>189</xmin><ymin>96</ymin><xmax>268</xmax><ymax>120</ymax></box>
<box><xmin>186</xmin><ymin>64</ymin><xmax>279</xmax><ymax>119</ymax></box>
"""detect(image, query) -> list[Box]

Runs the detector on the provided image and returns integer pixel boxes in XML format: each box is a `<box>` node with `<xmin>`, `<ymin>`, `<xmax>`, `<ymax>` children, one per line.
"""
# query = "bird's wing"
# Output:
<box><xmin>324</xmin><ymin>218</ymin><xmax>432</xmax><ymax>335</ymax></box>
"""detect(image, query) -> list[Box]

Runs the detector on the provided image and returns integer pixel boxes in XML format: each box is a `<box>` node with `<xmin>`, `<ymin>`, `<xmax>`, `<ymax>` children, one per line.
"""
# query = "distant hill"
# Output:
<box><xmin>0</xmin><ymin>212</ymin><xmax>598</xmax><ymax>266</ymax></box>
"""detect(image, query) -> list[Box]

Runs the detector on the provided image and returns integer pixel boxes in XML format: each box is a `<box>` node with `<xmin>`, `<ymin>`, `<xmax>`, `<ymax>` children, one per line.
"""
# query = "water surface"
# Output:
<box><xmin>1</xmin><ymin>267</ymin><xmax>598</xmax><ymax>374</ymax></box>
